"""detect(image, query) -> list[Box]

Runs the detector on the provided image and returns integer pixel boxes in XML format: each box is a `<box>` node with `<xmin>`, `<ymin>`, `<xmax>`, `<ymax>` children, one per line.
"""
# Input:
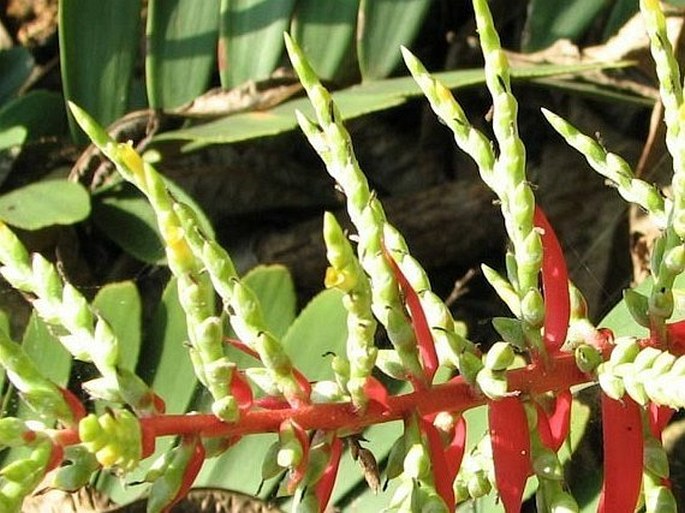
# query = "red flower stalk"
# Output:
<box><xmin>489</xmin><ymin>397</ymin><xmax>531</xmax><ymax>513</ymax></box>
<box><xmin>382</xmin><ymin>246</ymin><xmax>439</xmax><ymax>386</ymax></box>
<box><xmin>315</xmin><ymin>436</ymin><xmax>343</xmax><ymax>512</ymax></box>
<box><xmin>597</xmin><ymin>394</ymin><xmax>643</xmax><ymax>513</ymax></box>
<box><xmin>533</xmin><ymin>206</ymin><xmax>570</xmax><ymax>356</ymax></box>
<box><xmin>59</xmin><ymin>387</ymin><xmax>86</xmax><ymax>424</ymax></box>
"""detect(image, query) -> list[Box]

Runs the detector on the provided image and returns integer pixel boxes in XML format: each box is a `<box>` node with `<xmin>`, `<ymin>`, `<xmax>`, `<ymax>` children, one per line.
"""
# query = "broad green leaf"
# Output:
<box><xmin>92</xmin><ymin>281</ymin><xmax>142</xmax><ymax>372</ymax></box>
<box><xmin>523</xmin><ymin>0</ymin><xmax>610</xmax><ymax>52</ymax></box>
<box><xmin>602</xmin><ymin>0</ymin><xmax>639</xmax><ymax>40</ymax></box>
<box><xmin>92</xmin><ymin>178</ymin><xmax>214</xmax><ymax>264</ymax></box>
<box><xmin>0</xmin><ymin>91</ymin><xmax>67</xmax><ymax>151</ymax></box>
<box><xmin>282</xmin><ymin>288</ymin><xmax>347</xmax><ymax>380</ymax></box>
<box><xmin>290</xmin><ymin>0</ymin><xmax>359</xmax><ymax>82</ymax></box>
<box><xmin>58</xmin><ymin>0</ymin><xmax>141</xmax><ymax>142</ymax></box>
<box><xmin>146</xmin><ymin>0</ymin><xmax>220</xmax><ymax>109</ymax></box>
<box><xmin>0</xmin><ymin>180</ymin><xmax>90</xmax><ymax>230</ymax></box>
<box><xmin>156</xmin><ymin>61</ymin><xmax>632</xmax><ymax>149</ymax></box>
<box><xmin>219</xmin><ymin>0</ymin><xmax>296</xmax><ymax>88</ymax></box>
<box><xmin>22</xmin><ymin>313</ymin><xmax>71</xmax><ymax>387</ymax></box>
<box><xmin>357</xmin><ymin>0</ymin><xmax>431</xmax><ymax>80</ymax></box>
<box><xmin>92</xmin><ymin>183</ymin><xmax>163</xmax><ymax>264</ymax></box>
<box><xmin>0</xmin><ymin>47</ymin><xmax>34</xmax><ymax>105</ymax></box>
<box><xmin>243</xmin><ymin>265</ymin><xmax>296</xmax><ymax>339</ymax></box>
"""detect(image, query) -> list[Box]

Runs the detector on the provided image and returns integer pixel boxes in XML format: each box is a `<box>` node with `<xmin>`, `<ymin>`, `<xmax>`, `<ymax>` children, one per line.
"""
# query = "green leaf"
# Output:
<box><xmin>0</xmin><ymin>91</ymin><xmax>67</xmax><ymax>151</ymax></box>
<box><xmin>92</xmin><ymin>183</ymin><xmax>163</xmax><ymax>264</ymax></box>
<box><xmin>523</xmin><ymin>0</ymin><xmax>611</xmax><ymax>52</ymax></box>
<box><xmin>290</xmin><ymin>0</ymin><xmax>359</xmax><ymax>82</ymax></box>
<box><xmin>0</xmin><ymin>180</ymin><xmax>90</xmax><ymax>230</ymax></box>
<box><xmin>92</xmin><ymin>282</ymin><xmax>142</xmax><ymax>372</ymax></box>
<box><xmin>58</xmin><ymin>0</ymin><xmax>141</xmax><ymax>142</ymax></box>
<box><xmin>282</xmin><ymin>288</ymin><xmax>347</xmax><ymax>381</ymax></box>
<box><xmin>146</xmin><ymin>0</ymin><xmax>220</xmax><ymax>109</ymax></box>
<box><xmin>357</xmin><ymin>0</ymin><xmax>431</xmax><ymax>80</ymax></box>
<box><xmin>156</xmin><ymin>61</ymin><xmax>631</xmax><ymax>149</ymax></box>
<box><xmin>22</xmin><ymin>313</ymin><xmax>71</xmax><ymax>388</ymax></box>
<box><xmin>602</xmin><ymin>0</ymin><xmax>639</xmax><ymax>40</ymax></box>
<box><xmin>0</xmin><ymin>47</ymin><xmax>34</xmax><ymax>105</ymax></box>
<box><xmin>92</xmin><ymin>178</ymin><xmax>214</xmax><ymax>264</ymax></box>
<box><xmin>243</xmin><ymin>265</ymin><xmax>296</xmax><ymax>339</ymax></box>
<box><xmin>219</xmin><ymin>0</ymin><xmax>296</xmax><ymax>88</ymax></box>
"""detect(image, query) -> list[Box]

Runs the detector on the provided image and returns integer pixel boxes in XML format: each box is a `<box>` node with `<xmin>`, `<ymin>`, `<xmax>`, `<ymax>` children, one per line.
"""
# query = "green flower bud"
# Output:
<box><xmin>598</xmin><ymin>368</ymin><xmax>625</xmax><ymax>400</ymax></box>
<box><xmin>466</xmin><ymin>470</ymin><xmax>492</xmax><ymax>498</ymax></box>
<box><xmin>645</xmin><ymin>486</ymin><xmax>677</xmax><ymax>513</ymax></box>
<box><xmin>1</xmin><ymin>458</ymin><xmax>43</xmax><ymax>485</ymax></box>
<box><xmin>532</xmin><ymin>448</ymin><xmax>563</xmax><ymax>481</ymax></box>
<box><xmin>623</xmin><ymin>372</ymin><xmax>649</xmax><ymax>405</ymax></box>
<box><xmin>458</xmin><ymin>350</ymin><xmax>484</xmax><ymax>384</ymax></box>
<box><xmin>664</xmin><ymin>246</ymin><xmax>685</xmax><ymax>275</ymax></box>
<box><xmin>262</xmin><ymin>441</ymin><xmax>283</xmax><ymax>481</ymax></box>
<box><xmin>644</xmin><ymin>437</ymin><xmax>670</xmax><ymax>479</ymax></box>
<box><xmin>257</xmin><ymin>331</ymin><xmax>291</xmax><ymax>376</ymax></box>
<box><xmin>481</xmin><ymin>264</ymin><xmax>520</xmax><ymax>316</ymax></box>
<box><xmin>575</xmin><ymin>344</ymin><xmax>602</xmax><ymax>373</ymax></box>
<box><xmin>521</xmin><ymin>288</ymin><xmax>545</xmax><ymax>328</ymax></box>
<box><xmin>375</xmin><ymin>349</ymin><xmax>409</xmax><ymax>381</ymax></box>
<box><xmin>385</xmin><ymin>434</ymin><xmax>407</xmax><ymax>482</ymax></box>
<box><xmin>484</xmin><ymin>342</ymin><xmax>515</xmax><ymax>371</ymax></box>
<box><xmin>403</xmin><ymin>443</ymin><xmax>430</xmax><ymax>481</ymax></box>
<box><xmin>669</xmin><ymin>355</ymin><xmax>685</xmax><ymax>376</ymax></box>
<box><xmin>623</xmin><ymin>289</ymin><xmax>651</xmax><ymax>328</ymax></box>
<box><xmin>650</xmin><ymin>287</ymin><xmax>674</xmax><ymax>320</ymax></box>
<box><xmin>211</xmin><ymin>396</ymin><xmax>238</xmax><ymax>422</ymax></box>
<box><xmin>311</xmin><ymin>380</ymin><xmax>346</xmax><ymax>403</ymax></box>
<box><xmin>0</xmin><ymin>418</ymin><xmax>30</xmax><ymax>448</ymax></box>
<box><xmin>609</xmin><ymin>337</ymin><xmax>640</xmax><ymax>366</ymax></box>
<box><xmin>633</xmin><ymin>347</ymin><xmax>663</xmax><ymax>372</ymax></box>
<box><xmin>476</xmin><ymin>368</ymin><xmax>509</xmax><ymax>400</ymax></box>
<box><xmin>652</xmin><ymin>351</ymin><xmax>677</xmax><ymax>374</ymax></box>
<box><xmin>277</xmin><ymin>439</ymin><xmax>304</xmax><ymax>469</ymax></box>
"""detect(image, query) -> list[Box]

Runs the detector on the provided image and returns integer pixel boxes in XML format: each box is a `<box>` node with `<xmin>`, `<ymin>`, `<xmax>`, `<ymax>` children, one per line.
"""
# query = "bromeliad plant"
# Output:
<box><xmin>1</xmin><ymin>0</ymin><xmax>685</xmax><ymax>512</ymax></box>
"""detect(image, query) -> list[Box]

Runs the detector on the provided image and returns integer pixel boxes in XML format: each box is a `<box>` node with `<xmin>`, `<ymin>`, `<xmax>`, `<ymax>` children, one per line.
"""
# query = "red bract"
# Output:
<box><xmin>597</xmin><ymin>394</ymin><xmax>643</xmax><ymax>513</ymax></box>
<box><xmin>230</xmin><ymin>371</ymin><xmax>254</xmax><ymax>411</ymax></box>
<box><xmin>420</xmin><ymin>416</ymin><xmax>456</xmax><ymax>510</ymax></box>
<box><xmin>444</xmin><ymin>415</ymin><xmax>466</xmax><ymax>484</ymax></box>
<box><xmin>315</xmin><ymin>437</ymin><xmax>343</xmax><ymax>512</ymax></box>
<box><xmin>489</xmin><ymin>397</ymin><xmax>531</xmax><ymax>513</ymax></box>
<box><xmin>163</xmin><ymin>436</ymin><xmax>206</xmax><ymax>513</ymax></box>
<box><xmin>533</xmin><ymin>206</ymin><xmax>570</xmax><ymax>356</ymax></box>
<box><xmin>536</xmin><ymin>390</ymin><xmax>572</xmax><ymax>452</ymax></box>
<box><xmin>382</xmin><ymin>245</ymin><xmax>438</xmax><ymax>386</ymax></box>
<box><xmin>648</xmin><ymin>402</ymin><xmax>674</xmax><ymax>440</ymax></box>
<box><xmin>666</xmin><ymin>319</ymin><xmax>685</xmax><ymax>351</ymax></box>
<box><xmin>59</xmin><ymin>387</ymin><xmax>85</xmax><ymax>424</ymax></box>
<box><xmin>363</xmin><ymin>376</ymin><xmax>390</xmax><ymax>411</ymax></box>
<box><xmin>281</xmin><ymin>420</ymin><xmax>311</xmax><ymax>493</ymax></box>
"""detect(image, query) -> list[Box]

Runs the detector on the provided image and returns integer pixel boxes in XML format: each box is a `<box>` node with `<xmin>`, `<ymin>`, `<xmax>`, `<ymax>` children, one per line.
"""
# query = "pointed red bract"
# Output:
<box><xmin>489</xmin><ymin>397</ymin><xmax>531</xmax><ymax>513</ymax></box>
<box><xmin>59</xmin><ymin>387</ymin><xmax>86</xmax><ymax>424</ymax></box>
<box><xmin>230</xmin><ymin>371</ymin><xmax>254</xmax><ymax>411</ymax></box>
<box><xmin>420</xmin><ymin>416</ymin><xmax>456</xmax><ymax>510</ymax></box>
<box><xmin>281</xmin><ymin>420</ymin><xmax>311</xmax><ymax>493</ymax></box>
<box><xmin>363</xmin><ymin>376</ymin><xmax>390</xmax><ymax>410</ymax></box>
<box><xmin>315</xmin><ymin>437</ymin><xmax>343</xmax><ymax>512</ymax></box>
<box><xmin>162</xmin><ymin>436</ymin><xmax>206</xmax><ymax>513</ymax></box>
<box><xmin>648</xmin><ymin>402</ymin><xmax>674</xmax><ymax>439</ymax></box>
<box><xmin>382</xmin><ymin>246</ymin><xmax>438</xmax><ymax>386</ymax></box>
<box><xmin>533</xmin><ymin>207</ymin><xmax>570</xmax><ymax>355</ymax></box>
<box><xmin>597</xmin><ymin>394</ymin><xmax>643</xmax><ymax>513</ymax></box>
<box><xmin>444</xmin><ymin>415</ymin><xmax>467</xmax><ymax>484</ymax></box>
<box><xmin>666</xmin><ymin>319</ymin><xmax>685</xmax><ymax>351</ymax></box>
<box><xmin>536</xmin><ymin>390</ymin><xmax>572</xmax><ymax>452</ymax></box>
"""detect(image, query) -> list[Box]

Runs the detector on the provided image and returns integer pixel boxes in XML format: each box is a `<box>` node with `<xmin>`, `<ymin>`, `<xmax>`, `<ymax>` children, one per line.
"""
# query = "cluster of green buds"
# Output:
<box><xmin>78</xmin><ymin>409</ymin><xmax>143</xmax><ymax>471</ymax></box>
<box><xmin>453</xmin><ymin>434</ymin><xmax>494</xmax><ymax>503</ymax></box>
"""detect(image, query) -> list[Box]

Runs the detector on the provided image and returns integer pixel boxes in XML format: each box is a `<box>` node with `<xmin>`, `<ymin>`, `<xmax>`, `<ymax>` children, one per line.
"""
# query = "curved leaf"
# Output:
<box><xmin>0</xmin><ymin>180</ymin><xmax>90</xmax><ymax>230</ymax></box>
<box><xmin>146</xmin><ymin>0</ymin><xmax>220</xmax><ymax>109</ymax></box>
<box><xmin>357</xmin><ymin>0</ymin><xmax>431</xmax><ymax>80</ymax></box>
<box><xmin>59</xmin><ymin>0</ymin><xmax>141</xmax><ymax>142</ymax></box>
<box><xmin>219</xmin><ymin>0</ymin><xmax>296</xmax><ymax>88</ymax></box>
<box><xmin>290</xmin><ymin>0</ymin><xmax>359</xmax><ymax>82</ymax></box>
<box><xmin>155</xmin><ymin>61</ymin><xmax>632</xmax><ymax>148</ymax></box>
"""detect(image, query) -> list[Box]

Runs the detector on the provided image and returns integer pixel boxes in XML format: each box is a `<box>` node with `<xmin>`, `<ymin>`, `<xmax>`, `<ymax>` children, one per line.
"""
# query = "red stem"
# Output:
<box><xmin>55</xmin><ymin>351</ymin><xmax>597</xmax><ymax>447</ymax></box>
